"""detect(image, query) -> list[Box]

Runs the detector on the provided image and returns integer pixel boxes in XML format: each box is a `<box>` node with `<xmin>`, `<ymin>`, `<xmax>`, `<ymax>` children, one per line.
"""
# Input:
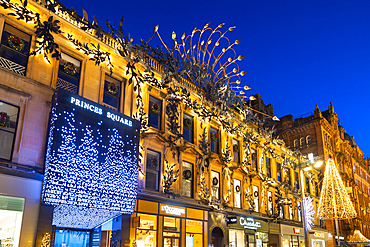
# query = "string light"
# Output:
<box><xmin>348</xmin><ymin>230</ymin><xmax>370</xmax><ymax>244</ymax></box>
<box><xmin>317</xmin><ymin>158</ymin><xmax>357</xmax><ymax>219</ymax></box>
<box><xmin>42</xmin><ymin>91</ymin><xmax>139</xmax><ymax>220</ymax></box>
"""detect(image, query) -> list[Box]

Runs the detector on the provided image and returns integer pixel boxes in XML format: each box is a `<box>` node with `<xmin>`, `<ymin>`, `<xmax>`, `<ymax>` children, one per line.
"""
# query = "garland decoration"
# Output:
<box><xmin>233</xmin><ymin>144</ymin><xmax>239</xmax><ymax>153</ymax></box>
<box><xmin>107</xmin><ymin>82</ymin><xmax>119</xmax><ymax>95</ymax></box>
<box><xmin>0</xmin><ymin>112</ymin><xmax>10</xmax><ymax>128</ymax></box>
<box><xmin>150</xmin><ymin>102</ymin><xmax>160</xmax><ymax>114</ymax></box>
<box><xmin>148</xmin><ymin>158</ymin><xmax>158</xmax><ymax>169</ymax></box>
<box><xmin>235</xmin><ymin>185</ymin><xmax>241</xmax><ymax>193</ymax></box>
<box><xmin>212</xmin><ymin>177</ymin><xmax>219</xmax><ymax>186</ymax></box>
<box><xmin>183</xmin><ymin>118</ymin><xmax>192</xmax><ymax>128</ymax></box>
<box><xmin>63</xmin><ymin>62</ymin><xmax>77</xmax><ymax>76</ymax></box>
<box><xmin>210</xmin><ymin>132</ymin><xmax>218</xmax><ymax>142</ymax></box>
<box><xmin>183</xmin><ymin>169</ymin><xmax>192</xmax><ymax>179</ymax></box>
<box><xmin>254</xmin><ymin>191</ymin><xmax>259</xmax><ymax>198</ymax></box>
<box><xmin>7</xmin><ymin>35</ymin><xmax>24</xmax><ymax>52</ymax></box>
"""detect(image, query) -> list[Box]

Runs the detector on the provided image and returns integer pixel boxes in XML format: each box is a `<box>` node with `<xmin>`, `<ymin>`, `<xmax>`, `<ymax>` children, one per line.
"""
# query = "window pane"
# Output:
<box><xmin>163</xmin><ymin>217</ymin><xmax>180</xmax><ymax>232</ymax></box>
<box><xmin>211</xmin><ymin>171</ymin><xmax>220</xmax><ymax>200</ymax></box>
<box><xmin>0</xmin><ymin>24</ymin><xmax>31</xmax><ymax>75</ymax></box>
<box><xmin>186</xmin><ymin>220</ymin><xmax>202</xmax><ymax>233</ymax></box>
<box><xmin>210</xmin><ymin>127</ymin><xmax>219</xmax><ymax>153</ymax></box>
<box><xmin>277</xmin><ymin>163</ymin><xmax>281</xmax><ymax>182</ymax></box>
<box><xmin>182</xmin><ymin>161</ymin><xmax>193</xmax><ymax>197</ymax></box>
<box><xmin>267</xmin><ymin>191</ymin><xmax>273</xmax><ymax>214</ymax></box>
<box><xmin>146</xmin><ymin>150</ymin><xmax>160</xmax><ymax>191</ymax></box>
<box><xmin>149</xmin><ymin>96</ymin><xmax>162</xmax><ymax>129</ymax></box>
<box><xmin>266</xmin><ymin>157</ymin><xmax>271</xmax><ymax>178</ymax></box>
<box><xmin>232</xmin><ymin>139</ymin><xmax>239</xmax><ymax>162</ymax></box>
<box><xmin>138</xmin><ymin>214</ymin><xmax>157</xmax><ymax>230</ymax></box>
<box><xmin>251</xmin><ymin>148</ymin><xmax>257</xmax><ymax>170</ymax></box>
<box><xmin>136</xmin><ymin>230</ymin><xmax>156</xmax><ymax>247</ymax></box>
<box><xmin>183</xmin><ymin>114</ymin><xmax>193</xmax><ymax>143</ymax></box>
<box><xmin>0</xmin><ymin>101</ymin><xmax>19</xmax><ymax>160</ymax></box>
<box><xmin>57</xmin><ymin>52</ymin><xmax>81</xmax><ymax>94</ymax></box>
<box><xmin>234</xmin><ymin>179</ymin><xmax>241</xmax><ymax>208</ymax></box>
<box><xmin>103</xmin><ymin>76</ymin><xmax>120</xmax><ymax>109</ymax></box>
<box><xmin>253</xmin><ymin>185</ymin><xmax>259</xmax><ymax>212</ymax></box>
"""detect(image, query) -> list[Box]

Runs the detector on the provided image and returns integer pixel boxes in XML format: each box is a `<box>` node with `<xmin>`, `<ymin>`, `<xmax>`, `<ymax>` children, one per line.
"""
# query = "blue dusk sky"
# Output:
<box><xmin>60</xmin><ymin>0</ymin><xmax>370</xmax><ymax>156</ymax></box>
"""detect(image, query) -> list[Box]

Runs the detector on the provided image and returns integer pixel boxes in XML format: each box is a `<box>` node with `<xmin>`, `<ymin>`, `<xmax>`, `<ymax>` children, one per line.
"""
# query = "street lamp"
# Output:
<box><xmin>298</xmin><ymin>154</ymin><xmax>323</xmax><ymax>247</ymax></box>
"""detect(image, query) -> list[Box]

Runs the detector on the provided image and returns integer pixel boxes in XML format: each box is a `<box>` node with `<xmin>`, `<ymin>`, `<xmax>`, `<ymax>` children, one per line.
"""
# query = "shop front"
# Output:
<box><xmin>131</xmin><ymin>199</ymin><xmax>208</xmax><ymax>247</ymax></box>
<box><xmin>227</xmin><ymin>216</ymin><xmax>269</xmax><ymax>247</ymax></box>
<box><xmin>308</xmin><ymin>230</ymin><xmax>328</xmax><ymax>247</ymax></box>
<box><xmin>280</xmin><ymin>225</ymin><xmax>304</xmax><ymax>247</ymax></box>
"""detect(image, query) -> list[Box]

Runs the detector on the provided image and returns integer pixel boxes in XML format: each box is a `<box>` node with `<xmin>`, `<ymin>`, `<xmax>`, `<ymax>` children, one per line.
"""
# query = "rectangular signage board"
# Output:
<box><xmin>41</xmin><ymin>90</ymin><xmax>140</xmax><ymax>214</ymax></box>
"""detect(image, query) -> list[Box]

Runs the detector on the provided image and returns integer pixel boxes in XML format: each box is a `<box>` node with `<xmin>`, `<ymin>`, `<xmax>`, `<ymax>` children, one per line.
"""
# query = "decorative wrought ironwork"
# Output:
<box><xmin>0</xmin><ymin>56</ymin><xmax>25</xmax><ymax>75</ymax></box>
<box><xmin>56</xmin><ymin>77</ymin><xmax>78</xmax><ymax>94</ymax></box>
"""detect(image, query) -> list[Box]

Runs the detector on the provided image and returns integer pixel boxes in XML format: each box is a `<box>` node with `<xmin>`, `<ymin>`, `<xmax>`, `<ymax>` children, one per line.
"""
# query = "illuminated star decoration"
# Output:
<box><xmin>304</xmin><ymin>196</ymin><xmax>315</xmax><ymax>230</ymax></box>
<box><xmin>317</xmin><ymin>158</ymin><xmax>357</xmax><ymax>219</ymax></box>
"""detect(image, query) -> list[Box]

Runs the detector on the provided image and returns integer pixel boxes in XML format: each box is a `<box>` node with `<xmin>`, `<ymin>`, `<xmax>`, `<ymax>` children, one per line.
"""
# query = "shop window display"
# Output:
<box><xmin>0</xmin><ymin>196</ymin><xmax>24</xmax><ymax>247</ymax></box>
<box><xmin>229</xmin><ymin>229</ymin><xmax>244</xmax><ymax>247</ymax></box>
<box><xmin>186</xmin><ymin>220</ymin><xmax>203</xmax><ymax>247</ymax></box>
<box><xmin>136</xmin><ymin>214</ymin><xmax>157</xmax><ymax>247</ymax></box>
<box><xmin>54</xmin><ymin>230</ymin><xmax>90</xmax><ymax>247</ymax></box>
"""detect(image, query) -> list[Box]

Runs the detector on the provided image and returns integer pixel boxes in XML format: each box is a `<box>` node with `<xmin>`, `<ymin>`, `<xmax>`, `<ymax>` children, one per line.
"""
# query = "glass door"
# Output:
<box><xmin>163</xmin><ymin>237</ymin><xmax>180</xmax><ymax>247</ymax></box>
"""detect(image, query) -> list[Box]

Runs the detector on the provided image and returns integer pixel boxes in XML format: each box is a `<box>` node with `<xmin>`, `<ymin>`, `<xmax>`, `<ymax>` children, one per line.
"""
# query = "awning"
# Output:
<box><xmin>348</xmin><ymin>230</ymin><xmax>370</xmax><ymax>244</ymax></box>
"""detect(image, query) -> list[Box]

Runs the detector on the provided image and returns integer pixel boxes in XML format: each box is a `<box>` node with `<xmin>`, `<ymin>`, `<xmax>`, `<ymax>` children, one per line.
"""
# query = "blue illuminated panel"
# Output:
<box><xmin>42</xmin><ymin>90</ymin><xmax>140</xmax><ymax>214</ymax></box>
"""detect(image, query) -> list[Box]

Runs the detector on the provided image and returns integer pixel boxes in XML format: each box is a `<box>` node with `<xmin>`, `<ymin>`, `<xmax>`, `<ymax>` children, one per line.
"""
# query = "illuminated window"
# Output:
<box><xmin>163</xmin><ymin>217</ymin><xmax>180</xmax><ymax>246</ymax></box>
<box><xmin>186</xmin><ymin>220</ymin><xmax>203</xmax><ymax>247</ymax></box>
<box><xmin>267</xmin><ymin>191</ymin><xmax>273</xmax><ymax>214</ymax></box>
<box><xmin>148</xmin><ymin>95</ymin><xmax>162</xmax><ymax>130</ymax></box>
<box><xmin>251</xmin><ymin>148</ymin><xmax>257</xmax><ymax>170</ymax></box>
<box><xmin>0</xmin><ymin>195</ymin><xmax>24</xmax><ymax>247</ymax></box>
<box><xmin>300</xmin><ymin>137</ymin><xmax>305</xmax><ymax>146</ymax></box>
<box><xmin>103</xmin><ymin>75</ymin><xmax>121</xmax><ymax>110</ymax></box>
<box><xmin>182</xmin><ymin>161</ymin><xmax>193</xmax><ymax>198</ymax></box>
<box><xmin>229</xmin><ymin>229</ymin><xmax>244</xmax><ymax>247</ymax></box>
<box><xmin>146</xmin><ymin>149</ymin><xmax>161</xmax><ymax>191</ymax></box>
<box><xmin>306</xmin><ymin>135</ymin><xmax>312</xmax><ymax>144</ymax></box>
<box><xmin>136</xmin><ymin>214</ymin><xmax>157</xmax><ymax>247</ymax></box>
<box><xmin>277</xmin><ymin>163</ymin><xmax>281</xmax><ymax>182</ymax></box>
<box><xmin>0</xmin><ymin>100</ymin><xmax>19</xmax><ymax>161</ymax></box>
<box><xmin>211</xmin><ymin>171</ymin><xmax>220</xmax><ymax>201</ymax></box>
<box><xmin>0</xmin><ymin>23</ymin><xmax>31</xmax><ymax>76</ymax></box>
<box><xmin>297</xmin><ymin>201</ymin><xmax>302</xmax><ymax>222</ymax></box>
<box><xmin>57</xmin><ymin>52</ymin><xmax>81</xmax><ymax>94</ymax></box>
<box><xmin>266</xmin><ymin>156</ymin><xmax>271</xmax><ymax>178</ymax></box>
<box><xmin>210</xmin><ymin>127</ymin><xmax>219</xmax><ymax>153</ymax></box>
<box><xmin>232</xmin><ymin>139</ymin><xmax>240</xmax><ymax>163</ymax></box>
<box><xmin>183</xmin><ymin>113</ymin><xmax>193</xmax><ymax>143</ymax></box>
<box><xmin>253</xmin><ymin>185</ymin><xmax>259</xmax><ymax>212</ymax></box>
<box><xmin>294</xmin><ymin>139</ymin><xmax>299</xmax><ymax>148</ymax></box>
<box><xmin>234</xmin><ymin>179</ymin><xmax>241</xmax><ymax>208</ymax></box>
<box><xmin>289</xmin><ymin>204</ymin><xmax>293</xmax><ymax>220</ymax></box>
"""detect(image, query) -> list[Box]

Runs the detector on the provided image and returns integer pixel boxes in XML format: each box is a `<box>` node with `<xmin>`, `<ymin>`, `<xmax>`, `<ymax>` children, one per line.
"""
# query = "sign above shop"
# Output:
<box><xmin>240</xmin><ymin>217</ymin><xmax>262</xmax><ymax>230</ymax></box>
<box><xmin>314</xmin><ymin>232</ymin><xmax>325</xmax><ymax>238</ymax></box>
<box><xmin>226</xmin><ymin>217</ymin><xmax>237</xmax><ymax>224</ymax></box>
<box><xmin>160</xmin><ymin>205</ymin><xmax>185</xmax><ymax>216</ymax></box>
<box><xmin>293</xmin><ymin>228</ymin><xmax>300</xmax><ymax>234</ymax></box>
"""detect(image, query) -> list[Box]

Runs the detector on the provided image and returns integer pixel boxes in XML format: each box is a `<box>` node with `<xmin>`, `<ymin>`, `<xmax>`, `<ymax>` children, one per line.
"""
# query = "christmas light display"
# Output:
<box><xmin>317</xmin><ymin>158</ymin><xmax>357</xmax><ymax>219</ymax></box>
<box><xmin>348</xmin><ymin>230</ymin><xmax>370</xmax><ymax>243</ymax></box>
<box><xmin>303</xmin><ymin>197</ymin><xmax>315</xmax><ymax>230</ymax></box>
<box><xmin>42</xmin><ymin>90</ymin><xmax>140</xmax><ymax>217</ymax></box>
<box><xmin>52</xmin><ymin>204</ymin><xmax>122</xmax><ymax>229</ymax></box>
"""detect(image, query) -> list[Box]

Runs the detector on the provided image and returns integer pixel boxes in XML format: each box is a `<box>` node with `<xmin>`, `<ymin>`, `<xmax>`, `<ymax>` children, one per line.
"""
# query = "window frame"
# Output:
<box><xmin>56</xmin><ymin>51</ymin><xmax>82</xmax><ymax>94</ymax></box>
<box><xmin>232</xmin><ymin>138</ymin><xmax>240</xmax><ymax>163</ymax></box>
<box><xmin>181</xmin><ymin>161</ymin><xmax>194</xmax><ymax>198</ymax></box>
<box><xmin>265</xmin><ymin>156</ymin><xmax>271</xmax><ymax>178</ymax></box>
<box><xmin>253</xmin><ymin>185</ymin><xmax>259</xmax><ymax>212</ymax></box>
<box><xmin>102</xmin><ymin>74</ymin><xmax>122</xmax><ymax>111</ymax></box>
<box><xmin>0</xmin><ymin>100</ymin><xmax>20</xmax><ymax>161</ymax></box>
<box><xmin>145</xmin><ymin>149</ymin><xmax>161</xmax><ymax>191</ymax></box>
<box><xmin>294</xmin><ymin>139</ymin><xmax>299</xmax><ymax>148</ymax></box>
<box><xmin>210</xmin><ymin>126</ymin><xmax>219</xmax><ymax>154</ymax></box>
<box><xmin>211</xmin><ymin>170</ymin><xmax>220</xmax><ymax>201</ymax></box>
<box><xmin>306</xmin><ymin>135</ymin><xmax>312</xmax><ymax>144</ymax></box>
<box><xmin>0</xmin><ymin>23</ymin><xmax>32</xmax><ymax>76</ymax></box>
<box><xmin>234</xmin><ymin>178</ymin><xmax>241</xmax><ymax>208</ymax></box>
<box><xmin>300</xmin><ymin>137</ymin><xmax>305</xmax><ymax>146</ymax></box>
<box><xmin>251</xmin><ymin>148</ymin><xmax>257</xmax><ymax>170</ymax></box>
<box><xmin>148</xmin><ymin>95</ymin><xmax>163</xmax><ymax>130</ymax></box>
<box><xmin>182</xmin><ymin>113</ymin><xmax>194</xmax><ymax>143</ymax></box>
<box><xmin>276</xmin><ymin>162</ymin><xmax>281</xmax><ymax>182</ymax></box>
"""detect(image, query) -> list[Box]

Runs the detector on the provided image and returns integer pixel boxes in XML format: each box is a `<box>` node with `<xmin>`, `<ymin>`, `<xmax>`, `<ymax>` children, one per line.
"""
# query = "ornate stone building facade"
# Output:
<box><xmin>272</xmin><ymin>102</ymin><xmax>370</xmax><ymax>247</ymax></box>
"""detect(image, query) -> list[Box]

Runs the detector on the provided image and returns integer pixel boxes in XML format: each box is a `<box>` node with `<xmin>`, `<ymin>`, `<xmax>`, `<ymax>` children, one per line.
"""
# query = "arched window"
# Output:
<box><xmin>294</xmin><ymin>139</ymin><xmax>299</xmax><ymax>148</ymax></box>
<box><xmin>306</xmin><ymin>135</ymin><xmax>312</xmax><ymax>144</ymax></box>
<box><xmin>300</xmin><ymin>137</ymin><xmax>305</xmax><ymax>146</ymax></box>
